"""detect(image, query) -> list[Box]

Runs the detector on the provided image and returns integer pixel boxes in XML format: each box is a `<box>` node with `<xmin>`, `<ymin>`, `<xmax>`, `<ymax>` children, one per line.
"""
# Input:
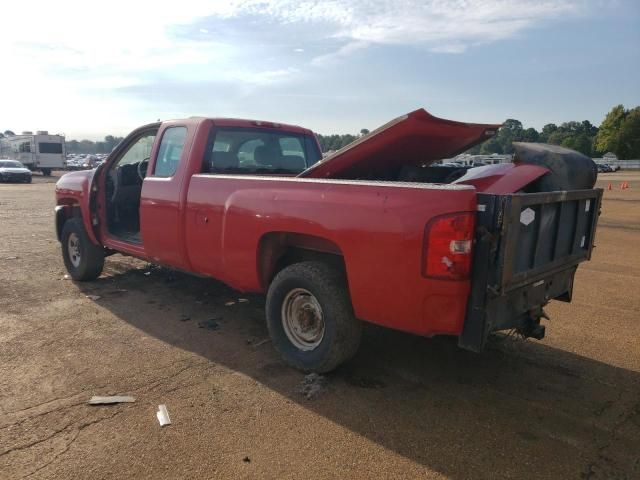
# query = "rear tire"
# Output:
<box><xmin>266</xmin><ymin>261</ymin><xmax>362</xmax><ymax>373</ymax></box>
<box><xmin>41</xmin><ymin>168</ymin><xmax>52</xmax><ymax>176</ymax></box>
<box><xmin>61</xmin><ymin>218</ymin><xmax>104</xmax><ymax>281</ymax></box>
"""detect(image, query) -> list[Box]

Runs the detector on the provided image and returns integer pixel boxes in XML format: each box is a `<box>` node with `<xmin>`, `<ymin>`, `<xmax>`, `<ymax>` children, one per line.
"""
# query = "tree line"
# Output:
<box><xmin>65</xmin><ymin>135</ymin><xmax>125</xmax><ymax>154</ymax></box>
<box><xmin>2</xmin><ymin>104</ymin><xmax>638</xmax><ymax>158</ymax></box>
<box><xmin>317</xmin><ymin>105</ymin><xmax>640</xmax><ymax>159</ymax></box>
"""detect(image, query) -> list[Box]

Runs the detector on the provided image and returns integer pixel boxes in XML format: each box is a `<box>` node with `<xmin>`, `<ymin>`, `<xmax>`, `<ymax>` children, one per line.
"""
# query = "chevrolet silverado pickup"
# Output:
<box><xmin>55</xmin><ymin>109</ymin><xmax>602</xmax><ymax>372</ymax></box>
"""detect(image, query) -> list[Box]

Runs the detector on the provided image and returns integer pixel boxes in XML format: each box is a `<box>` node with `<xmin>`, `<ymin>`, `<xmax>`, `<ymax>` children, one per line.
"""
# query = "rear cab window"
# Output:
<box><xmin>203</xmin><ymin>127</ymin><xmax>321</xmax><ymax>175</ymax></box>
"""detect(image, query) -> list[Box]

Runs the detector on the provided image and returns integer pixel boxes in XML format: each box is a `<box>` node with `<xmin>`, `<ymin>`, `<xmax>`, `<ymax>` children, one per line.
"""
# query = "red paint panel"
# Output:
<box><xmin>452</xmin><ymin>162</ymin><xmax>550</xmax><ymax>193</ymax></box>
<box><xmin>185</xmin><ymin>175</ymin><xmax>477</xmax><ymax>336</ymax></box>
<box><xmin>301</xmin><ymin>109</ymin><xmax>501</xmax><ymax>179</ymax></box>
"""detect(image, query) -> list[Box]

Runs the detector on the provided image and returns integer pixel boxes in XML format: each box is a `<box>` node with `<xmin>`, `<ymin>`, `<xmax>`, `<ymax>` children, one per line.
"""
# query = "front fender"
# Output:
<box><xmin>55</xmin><ymin>169</ymin><xmax>100</xmax><ymax>245</ymax></box>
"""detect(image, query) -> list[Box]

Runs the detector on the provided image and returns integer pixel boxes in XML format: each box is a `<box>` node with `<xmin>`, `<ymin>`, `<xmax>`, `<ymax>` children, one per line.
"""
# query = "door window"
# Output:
<box><xmin>154</xmin><ymin>127</ymin><xmax>187</xmax><ymax>177</ymax></box>
<box><xmin>116</xmin><ymin>131</ymin><xmax>156</xmax><ymax>166</ymax></box>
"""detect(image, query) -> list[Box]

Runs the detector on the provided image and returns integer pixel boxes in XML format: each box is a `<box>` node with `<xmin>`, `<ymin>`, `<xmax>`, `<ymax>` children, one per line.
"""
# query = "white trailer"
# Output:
<box><xmin>0</xmin><ymin>131</ymin><xmax>66</xmax><ymax>175</ymax></box>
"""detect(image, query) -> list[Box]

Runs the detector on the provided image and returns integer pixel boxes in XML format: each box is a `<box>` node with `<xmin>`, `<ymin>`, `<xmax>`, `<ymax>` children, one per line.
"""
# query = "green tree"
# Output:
<box><xmin>595</xmin><ymin>105</ymin><xmax>626</xmax><ymax>154</ymax></box>
<box><xmin>480</xmin><ymin>137</ymin><xmax>503</xmax><ymax>154</ymax></box>
<box><xmin>522</xmin><ymin>127</ymin><xmax>539</xmax><ymax>142</ymax></box>
<box><xmin>616</xmin><ymin>107</ymin><xmax>640</xmax><ymax>159</ymax></box>
<box><xmin>539</xmin><ymin>124</ymin><xmax>558</xmax><ymax>143</ymax></box>
<box><xmin>359</xmin><ymin>128</ymin><xmax>370</xmax><ymax>136</ymax></box>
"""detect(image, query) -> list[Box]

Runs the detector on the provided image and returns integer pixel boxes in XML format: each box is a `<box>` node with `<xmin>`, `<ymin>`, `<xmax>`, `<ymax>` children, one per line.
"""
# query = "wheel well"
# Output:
<box><xmin>55</xmin><ymin>203</ymin><xmax>82</xmax><ymax>241</ymax></box>
<box><xmin>258</xmin><ymin>232</ymin><xmax>345</xmax><ymax>290</ymax></box>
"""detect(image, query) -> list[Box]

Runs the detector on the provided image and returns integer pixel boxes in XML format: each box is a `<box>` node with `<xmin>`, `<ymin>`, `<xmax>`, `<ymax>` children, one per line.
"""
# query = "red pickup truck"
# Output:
<box><xmin>55</xmin><ymin>109</ymin><xmax>602</xmax><ymax>372</ymax></box>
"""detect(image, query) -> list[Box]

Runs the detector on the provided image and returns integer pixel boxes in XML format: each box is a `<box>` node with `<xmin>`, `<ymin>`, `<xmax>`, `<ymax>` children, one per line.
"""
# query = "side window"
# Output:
<box><xmin>154</xmin><ymin>127</ymin><xmax>187</xmax><ymax>177</ymax></box>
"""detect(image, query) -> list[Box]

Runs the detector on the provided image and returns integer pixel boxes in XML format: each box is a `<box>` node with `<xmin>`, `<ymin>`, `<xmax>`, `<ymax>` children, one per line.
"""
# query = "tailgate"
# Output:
<box><xmin>459</xmin><ymin>188</ymin><xmax>603</xmax><ymax>351</ymax></box>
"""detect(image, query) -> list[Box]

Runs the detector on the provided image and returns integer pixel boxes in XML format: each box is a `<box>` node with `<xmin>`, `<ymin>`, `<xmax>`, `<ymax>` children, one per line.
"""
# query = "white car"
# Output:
<box><xmin>0</xmin><ymin>160</ymin><xmax>32</xmax><ymax>183</ymax></box>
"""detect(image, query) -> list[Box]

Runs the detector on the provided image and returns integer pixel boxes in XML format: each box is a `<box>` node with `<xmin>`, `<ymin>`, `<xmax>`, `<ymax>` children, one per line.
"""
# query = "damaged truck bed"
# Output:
<box><xmin>54</xmin><ymin>108</ymin><xmax>602</xmax><ymax>372</ymax></box>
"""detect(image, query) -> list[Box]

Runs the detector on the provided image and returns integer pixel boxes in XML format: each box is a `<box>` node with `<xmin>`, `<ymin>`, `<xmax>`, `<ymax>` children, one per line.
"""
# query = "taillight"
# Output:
<box><xmin>423</xmin><ymin>212</ymin><xmax>475</xmax><ymax>280</ymax></box>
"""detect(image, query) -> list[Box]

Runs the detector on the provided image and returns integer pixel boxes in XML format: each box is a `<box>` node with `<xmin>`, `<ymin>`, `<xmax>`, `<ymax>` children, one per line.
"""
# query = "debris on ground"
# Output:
<box><xmin>144</xmin><ymin>271</ymin><xmax>151</xmax><ymax>276</ymax></box>
<box><xmin>179</xmin><ymin>315</ymin><xmax>191</xmax><ymax>322</ymax></box>
<box><xmin>63</xmin><ymin>274</ymin><xmax>70</xmax><ymax>280</ymax></box>
<box><xmin>297</xmin><ymin>373</ymin><xmax>328</xmax><ymax>400</ymax></box>
<box><xmin>248</xmin><ymin>338</ymin><xmax>270</xmax><ymax>347</ymax></box>
<box><xmin>225</xmin><ymin>301</ymin><xmax>236</xmax><ymax>306</ymax></box>
<box><xmin>86</xmin><ymin>294</ymin><xmax>101</xmax><ymax>301</ymax></box>
<box><xmin>197</xmin><ymin>318</ymin><xmax>220</xmax><ymax>330</ymax></box>
<box><xmin>88</xmin><ymin>395</ymin><xmax>136</xmax><ymax>405</ymax></box>
<box><xmin>238</xmin><ymin>298</ymin><xmax>249</xmax><ymax>303</ymax></box>
<box><xmin>345</xmin><ymin>374</ymin><xmax>386</xmax><ymax>389</ymax></box>
<box><xmin>243</xmin><ymin>456</ymin><xmax>251</xmax><ymax>463</ymax></box>
<box><xmin>156</xmin><ymin>404</ymin><xmax>172</xmax><ymax>426</ymax></box>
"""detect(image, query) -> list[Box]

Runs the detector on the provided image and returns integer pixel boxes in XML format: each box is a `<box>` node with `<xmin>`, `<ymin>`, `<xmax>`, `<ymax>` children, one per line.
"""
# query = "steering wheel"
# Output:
<box><xmin>137</xmin><ymin>157</ymin><xmax>150</xmax><ymax>181</ymax></box>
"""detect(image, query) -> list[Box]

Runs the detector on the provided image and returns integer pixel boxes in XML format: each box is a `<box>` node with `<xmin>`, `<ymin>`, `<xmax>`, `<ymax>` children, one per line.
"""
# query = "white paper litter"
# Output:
<box><xmin>89</xmin><ymin>395</ymin><xmax>136</xmax><ymax>405</ymax></box>
<box><xmin>157</xmin><ymin>404</ymin><xmax>172</xmax><ymax>426</ymax></box>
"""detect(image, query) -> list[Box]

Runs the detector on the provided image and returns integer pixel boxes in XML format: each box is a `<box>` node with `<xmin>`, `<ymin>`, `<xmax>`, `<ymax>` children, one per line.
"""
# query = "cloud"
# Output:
<box><xmin>210</xmin><ymin>0</ymin><xmax>583</xmax><ymax>56</ymax></box>
<box><xmin>0</xmin><ymin>0</ymin><xmax>589</xmax><ymax>137</ymax></box>
<box><xmin>310</xmin><ymin>41</ymin><xmax>370</xmax><ymax>66</ymax></box>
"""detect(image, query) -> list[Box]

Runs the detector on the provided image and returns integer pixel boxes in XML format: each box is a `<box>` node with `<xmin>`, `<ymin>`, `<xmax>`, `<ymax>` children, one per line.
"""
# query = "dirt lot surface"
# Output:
<box><xmin>1</xmin><ymin>171</ymin><xmax>639</xmax><ymax>479</ymax></box>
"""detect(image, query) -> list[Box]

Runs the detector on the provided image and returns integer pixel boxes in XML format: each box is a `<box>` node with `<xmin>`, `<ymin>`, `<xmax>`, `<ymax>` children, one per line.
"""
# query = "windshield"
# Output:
<box><xmin>203</xmin><ymin>127</ymin><xmax>321</xmax><ymax>174</ymax></box>
<box><xmin>0</xmin><ymin>160</ymin><xmax>24</xmax><ymax>168</ymax></box>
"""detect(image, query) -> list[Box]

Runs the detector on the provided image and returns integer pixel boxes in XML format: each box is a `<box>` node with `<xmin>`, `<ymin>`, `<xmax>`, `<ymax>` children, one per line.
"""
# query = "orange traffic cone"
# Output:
<box><xmin>608</xmin><ymin>183</ymin><xmax>612</xmax><ymax>190</ymax></box>
<box><xmin>620</xmin><ymin>183</ymin><xmax>625</xmax><ymax>190</ymax></box>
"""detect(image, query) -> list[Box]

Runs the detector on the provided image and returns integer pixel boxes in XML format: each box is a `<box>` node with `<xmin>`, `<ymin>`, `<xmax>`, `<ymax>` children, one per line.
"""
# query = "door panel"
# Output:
<box><xmin>140</xmin><ymin>125</ymin><xmax>189</xmax><ymax>268</ymax></box>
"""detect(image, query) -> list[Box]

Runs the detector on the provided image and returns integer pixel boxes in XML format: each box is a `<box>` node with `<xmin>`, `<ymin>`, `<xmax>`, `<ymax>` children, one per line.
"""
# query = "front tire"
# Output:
<box><xmin>61</xmin><ymin>218</ymin><xmax>104</xmax><ymax>281</ymax></box>
<box><xmin>266</xmin><ymin>261</ymin><xmax>362</xmax><ymax>373</ymax></box>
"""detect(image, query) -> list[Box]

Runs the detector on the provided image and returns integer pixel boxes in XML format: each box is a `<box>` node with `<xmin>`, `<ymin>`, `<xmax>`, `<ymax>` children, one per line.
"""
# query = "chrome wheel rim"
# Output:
<box><xmin>67</xmin><ymin>233</ymin><xmax>81</xmax><ymax>268</ymax></box>
<box><xmin>281</xmin><ymin>288</ymin><xmax>325</xmax><ymax>351</ymax></box>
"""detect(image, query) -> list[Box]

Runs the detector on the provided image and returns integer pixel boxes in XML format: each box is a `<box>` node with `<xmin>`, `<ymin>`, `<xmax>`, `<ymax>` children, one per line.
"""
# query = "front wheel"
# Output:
<box><xmin>266</xmin><ymin>261</ymin><xmax>362</xmax><ymax>373</ymax></box>
<box><xmin>61</xmin><ymin>218</ymin><xmax>104</xmax><ymax>281</ymax></box>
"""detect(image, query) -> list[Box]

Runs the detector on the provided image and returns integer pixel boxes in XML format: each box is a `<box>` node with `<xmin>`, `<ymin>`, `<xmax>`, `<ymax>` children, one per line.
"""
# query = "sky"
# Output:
<box><xmin>1</xmin><ymin>0</ymin><xmax>638</xmax><ymax>140</ymax></box>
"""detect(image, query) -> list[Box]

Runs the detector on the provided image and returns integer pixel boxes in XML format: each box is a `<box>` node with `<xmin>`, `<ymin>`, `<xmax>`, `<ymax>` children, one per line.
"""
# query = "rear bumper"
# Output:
<box><xmin>0</xmin><ymin>173</ymin><xmax>31</xmax><ymax>182</ymax></box>
<box><xmin>459</xmin><ymin>267</ymin><xmax>576</xmax><ymax>351</ymax></box>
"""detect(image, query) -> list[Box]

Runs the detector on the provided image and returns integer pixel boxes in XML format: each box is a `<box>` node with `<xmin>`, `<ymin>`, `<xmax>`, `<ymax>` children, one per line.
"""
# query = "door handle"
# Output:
<box><xmin>196</xmin><ymin>210</ymin><xmax>209</xmax><ymax>225</ymax></box>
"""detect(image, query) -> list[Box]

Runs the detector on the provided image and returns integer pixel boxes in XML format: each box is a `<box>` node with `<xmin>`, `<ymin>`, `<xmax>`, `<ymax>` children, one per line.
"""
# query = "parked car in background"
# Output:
<box><xmin>0</xmin><ymin>160</ymin><xmax>32</xmax><ymax>183</ymax></box>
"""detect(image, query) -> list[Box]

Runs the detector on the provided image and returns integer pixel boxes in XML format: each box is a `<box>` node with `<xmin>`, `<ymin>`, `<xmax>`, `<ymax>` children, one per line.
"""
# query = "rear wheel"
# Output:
<box><xmin>266</xmin><ymin>261</ymin><xmax>362</xmax><ymax>373</ymax></box>
<box><xmin>61</xmin><ymin>218</ymin><xmax>104</xmax><ymax>281</ymax></box>
<box><xmin>41</xmin><ymin>168</ymin><xmax>52</xmax><ymax>176</ymax></box>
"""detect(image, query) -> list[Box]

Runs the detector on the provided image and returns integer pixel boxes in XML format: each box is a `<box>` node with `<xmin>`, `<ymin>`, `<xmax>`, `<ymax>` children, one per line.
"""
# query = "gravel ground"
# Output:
<box><xmin>0</xmin><ymin>171</ymin><xmax>638</xmax><ymax>479</ymax></box>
